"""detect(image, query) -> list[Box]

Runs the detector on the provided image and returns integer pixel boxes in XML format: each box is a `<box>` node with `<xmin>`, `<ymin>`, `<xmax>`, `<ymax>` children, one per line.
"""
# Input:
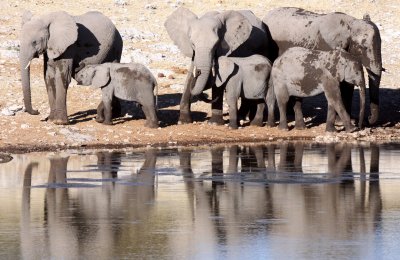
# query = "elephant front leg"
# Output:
<box><xmin>250</xmin><ymin>99</ymin><xmax>265</xmax><ymax>127</ymax></box>
<box><xmin>96</xmin><ymin>101</ymin><xmax>105</xmax><ymax>123</ymax></box>
<box><xmin>142</xmin><ymin>104</ymin><xmax>159</xmax><ymax>128</ymax></box>
<box><xmin>228</xmin><ymin>99</ymin><xmax>238</xmax><ymax>129</ymax></box>
<box><xmin>178</xmin><ymin>62</ymin><xmax>194</xmax><ymax>124</ymax></box>
<box><xmin>102</xmin><ymin>97</ymin><xmax>113</xmax><ymax>125</ymax></box>
<box><xmin>326</xmin><ymin>105</ymin><xmax>337</xmax><ymax>132</ymax></box>
<box><xmin>53</xmin><ymin>60</ymin><xmax>72</xmax><ymax>125</ymax></box>
<box><xmin>208</xmin><ymin>84</ymin><xmax>225</xmax><ymax>125</ymax></box>
<box><xmin>44</xmin><ymin>60</ymin><xmax>57</xmax><ymax>122</ymax></box>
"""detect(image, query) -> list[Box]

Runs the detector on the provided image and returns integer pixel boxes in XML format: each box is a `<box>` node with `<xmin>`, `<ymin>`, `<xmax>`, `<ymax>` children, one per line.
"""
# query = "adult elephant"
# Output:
<box><xmin>263</xmin><ymin>7</ymin><xmax>383</xmax><ymax>125</ymax></box>
<box><xmin>20</xmin><ymin>11</ymin><xmax>123</xmax><ymax>124</ymax></box>
<box><xmin>164</xmin><ymin>7</ymin><xmax>271</xmax><ymax>125</ymax></box>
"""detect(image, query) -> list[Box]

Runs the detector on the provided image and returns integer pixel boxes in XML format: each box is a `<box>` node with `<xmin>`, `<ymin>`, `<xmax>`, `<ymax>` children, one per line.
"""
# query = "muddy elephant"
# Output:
<box><xmin>75</xmin><ymin>63</ymin><xmax>158</xmax><ymax>128</ymax></box>
<box><xmin>267</xmin><ymin>47</ymin><xmax>366</xmax><ymax>132</ymax></box>
<box><xmin>164</xmin><ymin>7</ymin><xmax>271</xmax><ymax>125</ymax></box>
<box><xmin>215</xmin><ymin>55</ymin><xmax>272</xmax><ymax>129</ymax></box>
<box><xmin>19</xmin><ymin>11</ymin><xmax>123</xmax><ymax>124</ymax></box>
<box><xmin>263</xmin><ymin>7</ymin><xmax>382</xmax><ymax>125</ymax></box>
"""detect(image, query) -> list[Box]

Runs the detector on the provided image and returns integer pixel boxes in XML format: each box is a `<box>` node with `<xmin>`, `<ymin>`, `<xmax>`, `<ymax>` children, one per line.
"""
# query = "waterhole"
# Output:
<box><xmin>0</xmin><ymin>142</ymin><xmax>399</xmax><ymax>259</ymax></box>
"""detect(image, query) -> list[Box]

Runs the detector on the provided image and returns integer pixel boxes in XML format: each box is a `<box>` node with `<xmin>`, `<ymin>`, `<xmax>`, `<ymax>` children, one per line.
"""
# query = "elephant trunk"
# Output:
<box><xmin>358</xmin><ymin>80</ymin><xmax>366</xmax><ymax>129</ymax></box>
<box><xmin>367</xmin><ymin>44</ymin><xmax>382</xmax><ymax>125</ymax></box>
<box><xmin>191</xmin><ymin>52</ymin><xmax>213</xmax><ymax>96</ymax></box>
<box><xmin>367</xmin><ymin>71</ymin><xmax>380</xmax><ymax>125</ymax></box>
<box><xmin>19</xmin><ymin>53</ymin><xmax>39</xmax><ymax>115</ymax></box>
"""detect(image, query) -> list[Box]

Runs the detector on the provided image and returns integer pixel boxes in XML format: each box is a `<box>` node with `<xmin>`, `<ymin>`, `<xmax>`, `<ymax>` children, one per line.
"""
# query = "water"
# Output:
<box><xmin>1</xmin><ymin>142</ymin><xmax>400</xmax><ymax>259</ymax></box>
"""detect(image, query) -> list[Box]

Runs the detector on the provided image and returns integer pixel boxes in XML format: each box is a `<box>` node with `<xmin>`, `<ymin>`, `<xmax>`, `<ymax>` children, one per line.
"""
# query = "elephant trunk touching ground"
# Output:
<box><xmin>19</xmin><ymin>50</ymin><xmax>39</xmax><ymax>115</ymax></box>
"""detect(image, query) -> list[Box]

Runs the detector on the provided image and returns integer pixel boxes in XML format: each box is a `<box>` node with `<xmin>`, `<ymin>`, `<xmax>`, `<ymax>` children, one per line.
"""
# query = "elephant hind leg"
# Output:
<box><xmin>324</xmin><ymin>82</ymin><xmax>355</xmax><ymax>133</ymax></box>
<box><xmin>293</xmin><ymin>97</ymin><xmax>305</xmax><ymax>130</ymax></box>
<box><xmin>250</xmin><ymin>99</ymin><xmax>265</xmax><ymax>127</ymax></box>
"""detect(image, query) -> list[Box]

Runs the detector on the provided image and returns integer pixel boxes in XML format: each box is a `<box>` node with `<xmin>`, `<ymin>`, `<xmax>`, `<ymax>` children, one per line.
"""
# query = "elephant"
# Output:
<box><xmin>75</xmin><ymin>63</ymin><xmax>158</xmax><ymax>128</ymax></box>
<box><xmin>263</xmin><ymin>7</ymin><xmax>382</xmax><ymax>125</ymax></box>
<box><xmin>164</xmin><ymin>7</ymin><xmax>271</xmax><ymax>125</ymax></box>
<box><xmin>214</xmin><ymin>55</ymin><xmax>272</xmax><ymax>129</ymax></box>
<box><xmin>20</xmin><ymin>11</ymin><xmax>123</xmax><ymax>124</ymax></box>
<box><xmin>267</xmin><ymin>47</ymin><xmax>366</xmax><ymax>133</ymax></box>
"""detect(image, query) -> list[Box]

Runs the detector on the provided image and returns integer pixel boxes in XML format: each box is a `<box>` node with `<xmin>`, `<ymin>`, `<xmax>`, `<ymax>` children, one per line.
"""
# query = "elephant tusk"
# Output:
<box><xmin>192</xmin><ymin>66</ymin><xmax>197</xmax><ymax>77</ymax></box>
<box><xmin>212</xmin><ymin>67</ymin><xmax>216</xmax><ymax>77</ymax></box>
<box><xmin>24</xmin><ymin>61</ymin><xmax>31</xmax><ymax>70</ymax></box>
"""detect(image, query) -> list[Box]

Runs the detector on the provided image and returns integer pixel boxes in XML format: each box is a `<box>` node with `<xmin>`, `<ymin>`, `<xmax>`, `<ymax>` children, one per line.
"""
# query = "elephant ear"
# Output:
<box><xmin>46</xmin><ymin>11</ymin><xmax>78</xmax><ymax>60</ymax></box>
<box><xmin>21</xmin><ymin>10</ymin><xmax>33</xmax><ymax>26</ymax></box>
<box><xmin>164</xmin><ymin>7</ymin><xmax>198</xmax><ymax>58</ymax></box>
<box><xmin>92</xmin><ymin>66</ymin><xmax>110</xmax><ymax>88</ymax></box>
<box><xmin>218</xmin><ymin>11</ymin><xmax>252</xmax><ymax>56</ymax></box>
<box><xmin>215</xmin><ymin>57</ymin><xmax>235</xmax><ymax>87</ymax></box>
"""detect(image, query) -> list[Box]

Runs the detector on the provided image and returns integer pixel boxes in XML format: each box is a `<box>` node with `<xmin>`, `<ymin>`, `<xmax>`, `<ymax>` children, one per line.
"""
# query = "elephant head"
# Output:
<box><xmin>75</xmin><ymin>64</ymin><xmax>110</xmax><ymax>88</ymax></box>
<box><xmin>216</xmin><ymin>55</ymin><xmax>270</xmax><ymax>99</ymax></box>
<box><xmin>337</xmin><ymin>51</ymin><xmax>366</xmax><ymax>129</ymax></box>
<box><xmin>19</xmin><ymin>11</ymin><xmax>78</xmax><ymax>114</ymax></box>
<box><xmin>348</xmin><ymin>15</ymin><xmax>382</xmax><ymax>124</ymax></box>
<box><xmin>164</xmin><ymin>7</ymin><xmax>253</xmax><ymax>96</ymax></box>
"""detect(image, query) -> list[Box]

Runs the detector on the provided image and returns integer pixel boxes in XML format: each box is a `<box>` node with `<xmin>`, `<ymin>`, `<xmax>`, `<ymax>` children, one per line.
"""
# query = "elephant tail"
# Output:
<box><xmin>266</xmin><ymin>76</ymin><xmax>276</xmax><ymax>127</ymax></box>
<box><xmin>155</xmin><ymin>82</ymin><xmax>159</xmax><ymax>111</ymax></box>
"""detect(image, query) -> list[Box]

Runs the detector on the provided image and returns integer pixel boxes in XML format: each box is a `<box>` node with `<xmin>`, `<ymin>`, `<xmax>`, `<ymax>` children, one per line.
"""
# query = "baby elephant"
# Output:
<box><xmin>75</xmin><ymin>63</ymin><xmax>158</xmax><ymax>128</ymax></box>
<box><xmin>267</xmin><ymin>47</ymin><xmax>365</xmax><ymax>132</ymax></box>
<box><xmin>215</xmin><ymin>55</ymin><xmax>272</xmax><ymax>129</ymax></box>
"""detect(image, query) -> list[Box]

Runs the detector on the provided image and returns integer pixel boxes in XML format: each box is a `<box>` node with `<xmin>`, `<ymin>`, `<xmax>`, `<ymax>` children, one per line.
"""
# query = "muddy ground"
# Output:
<box><xmin>0</xmin><ymin>0</ymin><xmax>399</xmax><ymax>153</ymax></box>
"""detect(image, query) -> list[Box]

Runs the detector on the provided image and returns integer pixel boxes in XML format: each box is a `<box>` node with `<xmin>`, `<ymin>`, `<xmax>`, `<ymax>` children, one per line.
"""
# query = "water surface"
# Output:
<box><xmin>1</xmin><ymin>142</ymin><xmax>400</xmax><ymax>259</ymax></box>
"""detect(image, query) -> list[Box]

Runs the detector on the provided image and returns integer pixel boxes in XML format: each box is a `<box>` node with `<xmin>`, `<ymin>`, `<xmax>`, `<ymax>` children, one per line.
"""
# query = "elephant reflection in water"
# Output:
<box><xmin>20</xmin><ymin>150</ymin><xmax>158</xmax><ymax>258</ymax></box>
<box><xmin>177</xmin><ymin>143</ymin><xmax>381</xmax><ymax>255</ymax></box>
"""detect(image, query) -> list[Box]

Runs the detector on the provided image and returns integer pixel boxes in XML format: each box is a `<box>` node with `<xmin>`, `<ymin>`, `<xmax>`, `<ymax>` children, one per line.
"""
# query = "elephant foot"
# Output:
<box><xmin>345</xmin><ymin>125</ymin><xmax>358</xmax><ymax>133</ymax></box>
<box><xmin>228</xmin><ymin>123</ymin><xmax>238</xmax><ymax>130</ymax></box>
<box><xmin>96</xmin><ymin>116</ymin><xmax>105</xmax><ymax>123</ymax></box>
<box><xmin>295</xmin><ymin>120</ymin><xmax>306</xmax><ymax>130</ymax></box>
<box><xmin>178</xmin><ymin>112</ymin><xmax>192</xmax><ymax>125</ymax></box>
<box><xmin>208</xmin><ymin>115</ymin><xmax>224</xmax><ymax>126</ymax></box>
<box><xmin>145</xmin><ymin>121</ymin><xmax>158</xmax><ymax>128</ymax></box>
<box><xmin>25</xmin><ymin>108</ymin><xmax>39</xmax><ymax>115</ymax></box>
<box><xmin>325</xmin><ymin>124</ymin><xmax>337</xmax><ymax>132</ymax></box>
<box><xmin>278</xmin><ymin>123</ymin><xmax>288</xmax><ymax>131</ymax></box>
<box><xmin>267</xmin><ymin>120</ymin><xmax>275</xmax><ymax>127</ymax></box>
<box><xmin>53</xmin><ymin>119</ymin><xmax>69</xmax><ymax>125</ymax></box>
<box><xmin>250</xmin><ymin>119</ymin><xmax>263</xmax><ymax>127</ymax></box>
<box><xmin>102</xmin><ymin>120</ymin><xmax>113</xmax><ymax>125</ymax></box>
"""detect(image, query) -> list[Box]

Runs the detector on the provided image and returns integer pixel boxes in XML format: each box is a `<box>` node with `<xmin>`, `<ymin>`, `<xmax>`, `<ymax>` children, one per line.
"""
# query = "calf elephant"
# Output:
<box><xmin>164</xmin><ymin>7</ymin><xmax>271</xmax><ymax>125</ymax></box>
<box><xmin>20</xmin><ymin>11</ymin><xmax>123</xmax><ymax>124</ymax></box>
<box><xmin>263</xmin><ymin>7</ymin><xmax>382</xmax><ymax>125</ymax></box>
<box><xmin>75</xmin><ymin>63</ymin><xmax>158</xmax><ymax>128</ymax></box>
<box><xmin>267</xmin><ymin>47</ymin><xmax>366</xmax><ymax>133</ymax></box>
<box><xmin>215</xmin><ymin>55</ymin><xmax>272</xmax><ymax>129</ymax></box>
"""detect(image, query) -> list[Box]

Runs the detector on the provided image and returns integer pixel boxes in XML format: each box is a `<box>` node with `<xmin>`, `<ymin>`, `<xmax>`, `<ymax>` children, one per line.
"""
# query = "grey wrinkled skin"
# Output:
<box><xmin>267</xmin><ymin>47</ymin><xmax>366</xmax><ymax>133</ymax></box>
<box><xmin>263</xmin><ymin>7</ymin><xmax>382</xmax><ymax>125</ymax></box>
<box><xmin>19</xmin><ymin>11</ymin><xmax>123</xmax><ymax>125</ymax></box>
<box><xmin>215</xmin><ymin>55</ymin><xmax>272</xmax><ymax>129</ymax></box>
<box><xmin>164</xmin><ymin>7</ymin><xmax>271</xmax><ymax>125</ymax></box>
<box><xmin>75</xmin><ymin>63</ymin><xmax>158</xmax><ymax>128</ymax></box>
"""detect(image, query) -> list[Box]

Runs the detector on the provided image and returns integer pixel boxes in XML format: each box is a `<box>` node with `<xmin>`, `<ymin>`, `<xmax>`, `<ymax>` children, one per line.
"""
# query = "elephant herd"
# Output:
<box><xmin>19</xmin><ymin>7</ymin><xmax>383</xmax><ymax>133</ymax></box>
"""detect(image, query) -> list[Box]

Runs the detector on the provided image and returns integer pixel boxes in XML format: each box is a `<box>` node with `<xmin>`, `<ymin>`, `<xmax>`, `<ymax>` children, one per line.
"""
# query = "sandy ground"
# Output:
<box><xmin>0</xmin><ymin>0</ymin><xmax>399</xmax><ymax>153</ymax></box>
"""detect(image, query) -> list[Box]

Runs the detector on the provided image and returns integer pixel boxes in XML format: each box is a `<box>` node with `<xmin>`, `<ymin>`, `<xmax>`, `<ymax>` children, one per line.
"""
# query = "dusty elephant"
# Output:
<box><xmin>19</xmin><ymin>11</ymin><xmax>123</xmax><ymax>124</ymax></box>
<box><xmin>164</xmin><ymin>7</ymin><xmax>271</xmax><ymax>125</ymax></box>
<box><xmin>263</xmin><ymin>7</ymin><xmax>382</xmax><ymax>125</ymax></box>
<box><xmin>75</xmin><ymin>63</ymin><xmax>158</xmax><ymax>128</ymax></box>
<box><xmin>215</xmin><ymin>55</ymin><xmax>272</xmax><ymax>129</ymax></box>
<box><xmin>267</xmin><ymin>47</ymin><xmax>366</xmax><ymax>133</ymax></box>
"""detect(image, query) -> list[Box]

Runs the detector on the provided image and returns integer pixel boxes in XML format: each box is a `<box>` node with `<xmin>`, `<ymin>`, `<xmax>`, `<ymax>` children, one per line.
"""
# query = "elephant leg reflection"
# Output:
<box><xmin>211</xmin><ymin>147</ymin><xmax>224</xmax><ymax>187</ymax></box>
<box><xmin>369</xmin><ymin>144</ymin><xmax>382</xmax><ymax>222</ymax></box>
<box><xmin>226</xmin><ymin>145</ymin><xmax>239</xmax><ymax>174</ymax></box>
<box><xmin>327</xmin><ymin>143</ymin><xmax>353</xmax><ymax>180</ymax></box>
<box><xmin>21</xmin><ymin>162</ymin><xmax>39</xmax><ymax>259</ymax></box>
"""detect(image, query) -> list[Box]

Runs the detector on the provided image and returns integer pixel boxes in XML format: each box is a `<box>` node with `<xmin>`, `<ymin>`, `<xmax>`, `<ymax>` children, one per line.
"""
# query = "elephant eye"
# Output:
<box><xmin>32</xmin><ymin>40</ymin><xmax>37</xmax><ymax>46</ymax></box>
